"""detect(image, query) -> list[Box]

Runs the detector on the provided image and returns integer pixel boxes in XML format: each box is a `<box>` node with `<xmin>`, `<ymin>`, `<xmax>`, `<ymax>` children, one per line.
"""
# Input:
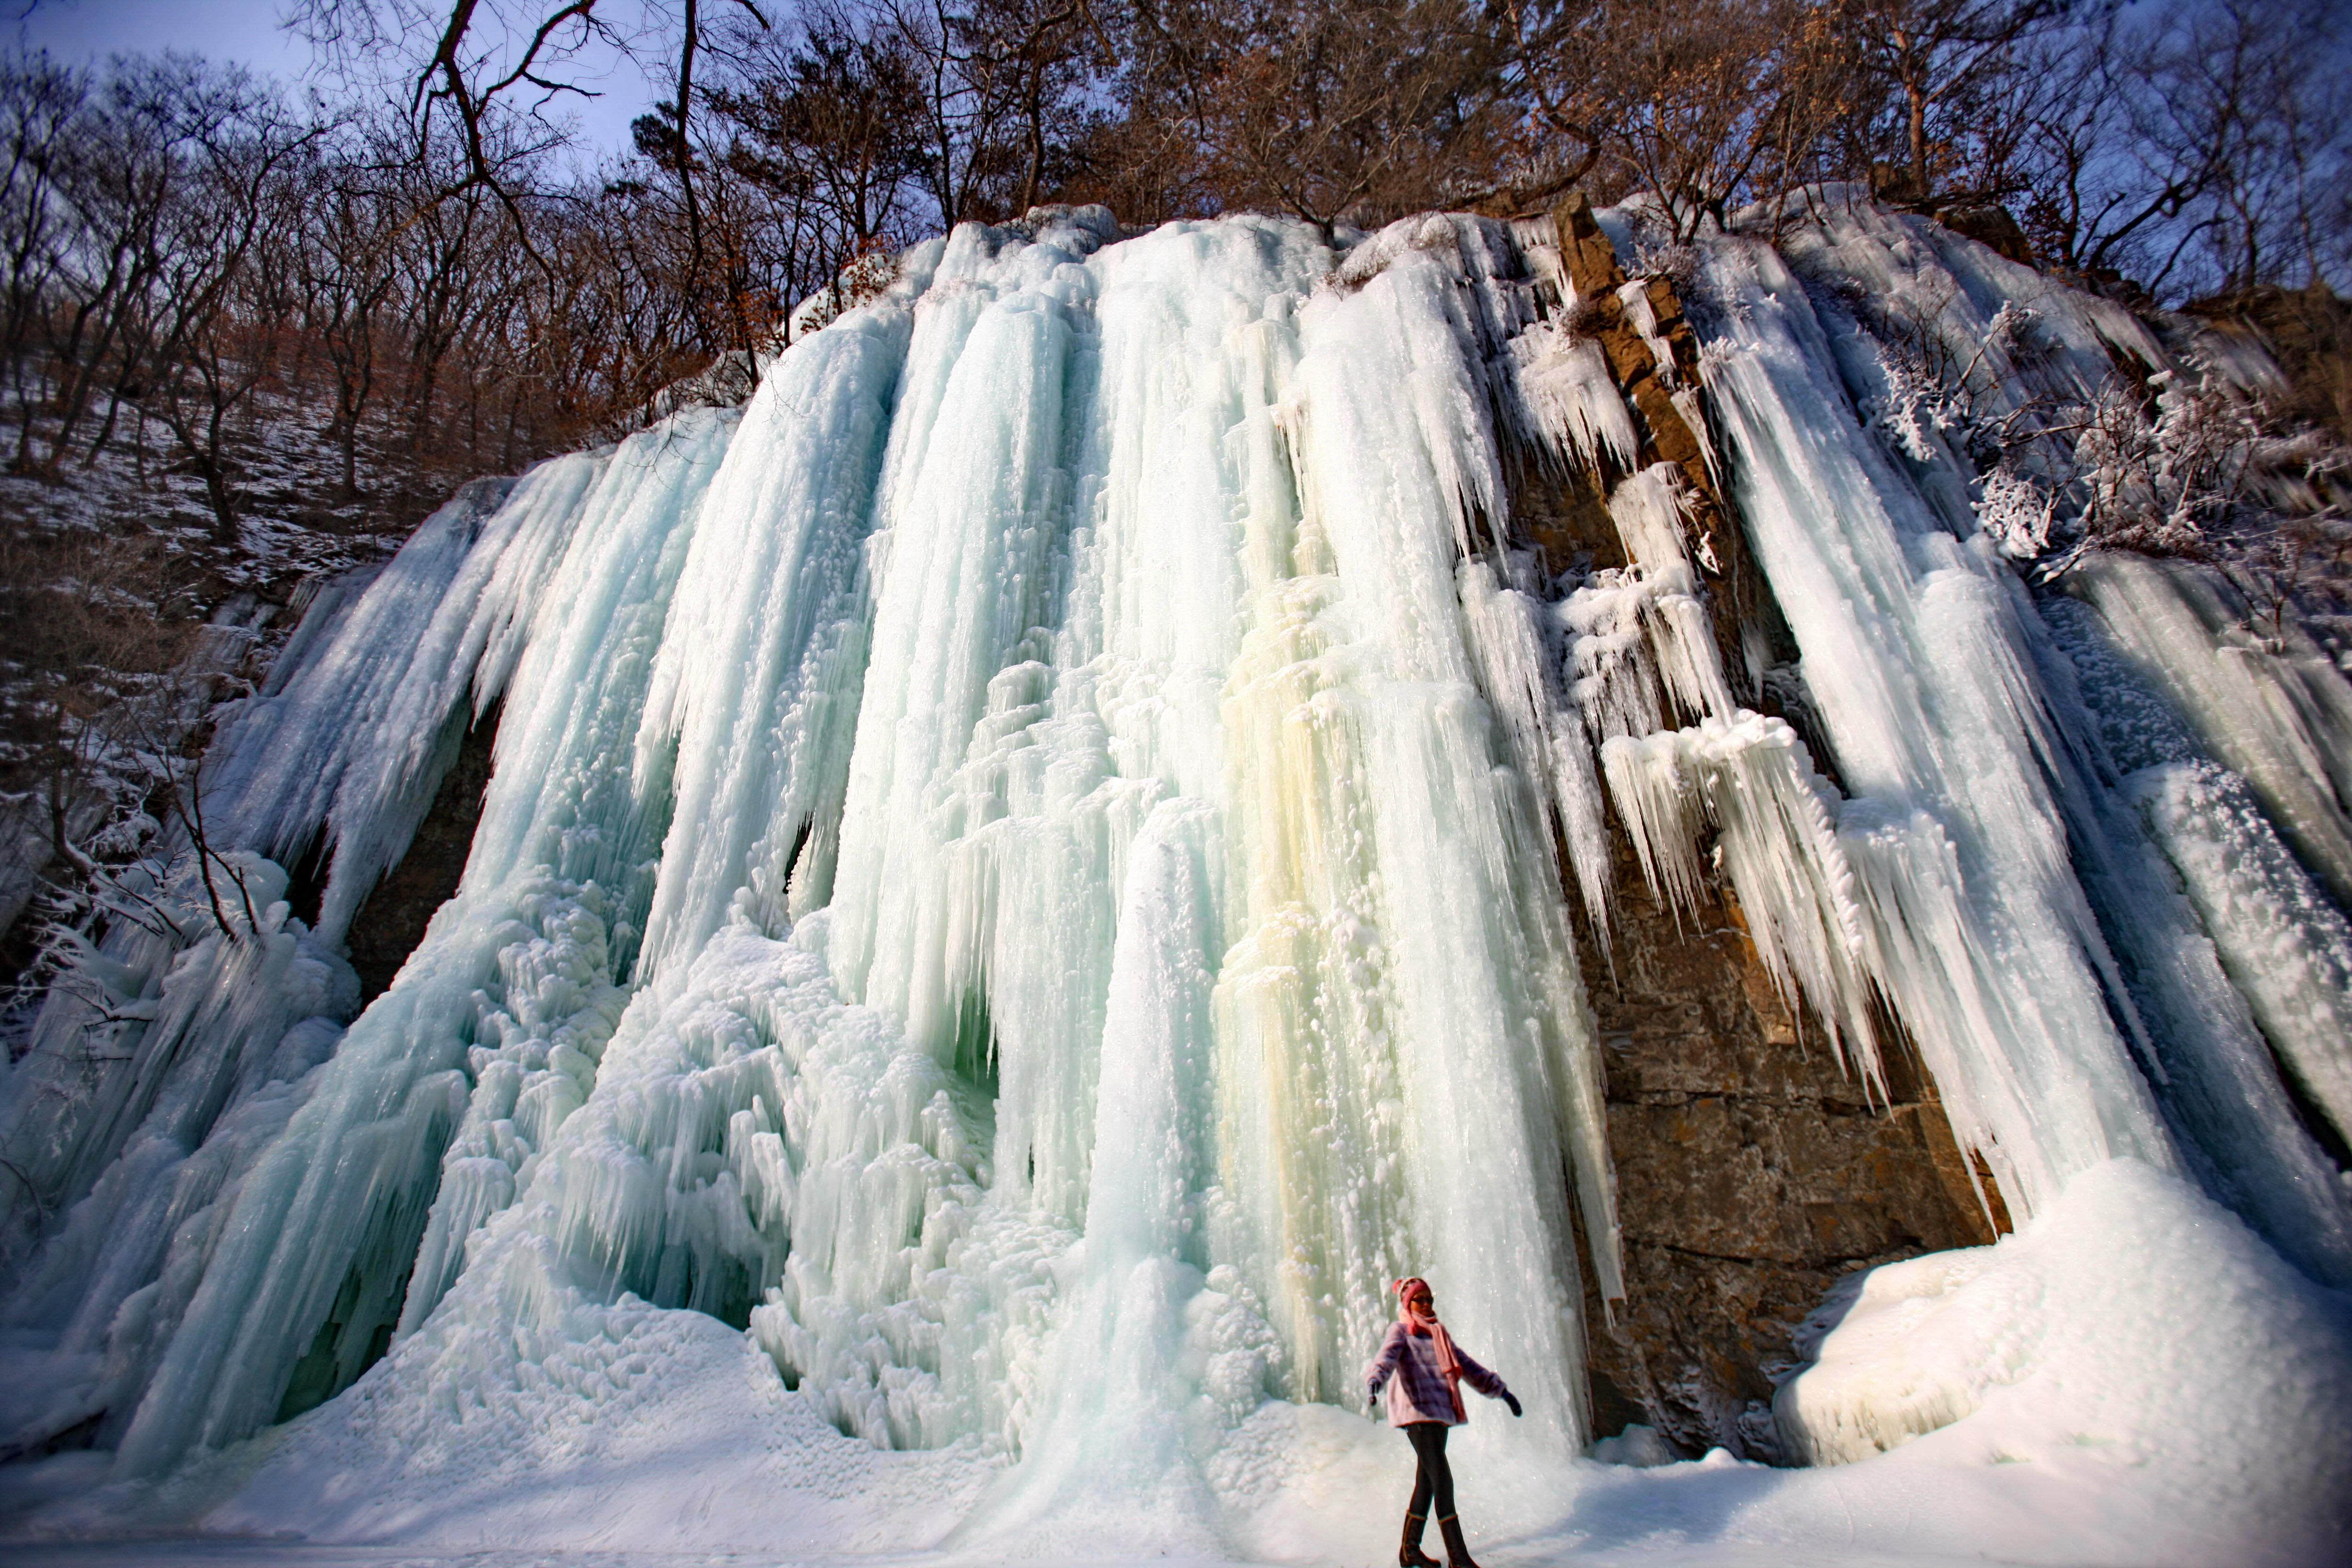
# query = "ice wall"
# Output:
<box><xmin>4</xmin><ymin>210</ymin><xmax>1622</xmax><ymax>1493</ymax></box>
<box><xmin>1674</xmin><ymin>197</ymin><xmax>2352</xmax><ymax>1281</ymax></box>
<box><xmin>3</xmin><ymin>192</ymin><xmax>2349</xmax><ymax>1522</ymax></box>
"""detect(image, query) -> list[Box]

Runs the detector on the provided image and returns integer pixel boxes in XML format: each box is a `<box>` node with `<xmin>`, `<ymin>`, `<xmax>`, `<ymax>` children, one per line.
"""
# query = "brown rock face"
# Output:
<box><xmin>2186</xmin><ymin>280</ymin><xmax>2352</xmax><ymax>445</ymax></box>
<box><xmin>1567</xmin><ymin>850</ymin><xmax>2000</xmax><ymax>1459</ymax></box>
<box><xmin>1528</xmin><ymin>197</ymin><xmax>2003</xmax><ymax>1461</ymax></box>
<box><xmin>1547</xmin><ymin>195</ymin><xmax>1782</xmax><ymax>686</ymax></box>
<box><xmin>342</xmin><ymin>702</ymin><xmax>500</xmax><ymax>1002</ymax></box>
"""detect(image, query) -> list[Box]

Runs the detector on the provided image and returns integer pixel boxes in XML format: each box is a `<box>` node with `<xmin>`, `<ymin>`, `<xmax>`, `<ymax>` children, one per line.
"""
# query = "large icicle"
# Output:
<box><xmin>2035</xmin><ymin>592</ymin><xmax>2352</xmax><ymax>1280</ymax></box>
<box><xmin>208</xmin><ymin>459</ymin><xmax>602</xmax><ymax>945</ymax></box>
<box><xmin>1288</xmin><ymin>221</ymin><xmax>1618</xmax><ymax>1438</ymax></box>
<box><xmin>1602</xmin><ymin>713</ymin><xmax>1881</xmax><ymax>1080</ymax></box>
<box><xmin>2130</xmin><ymin>761</ymin><xmax>2352</xmax><ymax>1145</ymax></box>
<box><xmin>1692</xmin><ymin>228</ymin><xmax>2176</xmax><ymax>1217</ymax></box>
<box><xmin>1458</xmin><ymin>560</ymin><xmax>1612</xmax><ymax>937</ymax></box>
<box><xmin>631</xmin><ymin>286</ymin><xmax>931</xmax><ymax>979</ymax></box>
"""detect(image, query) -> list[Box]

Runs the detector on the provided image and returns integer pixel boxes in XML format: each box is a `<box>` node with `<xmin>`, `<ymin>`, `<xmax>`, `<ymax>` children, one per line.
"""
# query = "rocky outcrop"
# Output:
<box><xmin>342</xmin><ymin>702</ymin><xmax>500</xmax><ymax>1002</ymax></box>
<box><xmin>2187</xmin><ymin>279</ymin><xmax>2352</xmax><ymax>445</ymax></box>
<box><xmin>1527</xmin><ymin>197</ymin><xmax>2004</xmax><ymax>1461</ymax></box>
<box><xmin>1569</xmin><ymin>844</ymin><xmax>2001</xmax><ymax>1459</ymax></box>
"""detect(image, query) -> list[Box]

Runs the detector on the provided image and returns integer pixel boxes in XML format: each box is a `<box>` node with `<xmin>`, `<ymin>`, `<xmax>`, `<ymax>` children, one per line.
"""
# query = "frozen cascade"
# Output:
<box><xmin>2039</xmin><ymin>590</ymin><xmax>2352</xmax><ymax>1271</ymax></box>
<box><xmin>0</xmin><ymin>407</ymin><xmax>739</xmax><ymax>1474</ymax></box>
<box><xmin>2068</xmin><ymin>551</ymin><xmax>2352</xmax><ymax>913</ymax></box>
<box><xmin>14</xmin><ymin>208</ymin><xmax>1627</xmax><ymax>1487</ymax></box>
<box><xmin>116</xmin><ymin>408</ymin><xmax>738</xmax><ymax>1476</ymax></box>
<box><xmin>0</xmin><ymin>854</ymin><xmax>354</xmax><ymax>1454</ymax></box>
<box><xmin>1683</xmin><ymin>200</ymin><xmax>2352</xmax><ymax>1279</ymax></box>
<box><xmin>2</xmin><ymin>191</ymin><xmax>2349</xmax><ymax>1542</ymax></box>
<box><xmin>1689</xmin><ymin>224</ymin><xmax>2180</xmax><ymax>1219</ymax></box>
<box><xmin>209</xmin><ymin>458</ymin><xmax>603</xmax><ymax>946</ymax></box>
<box><xmin>2128</xmin><ymin>761</ymin><xmax>2352</xmax><ymax>1143</ymax></box>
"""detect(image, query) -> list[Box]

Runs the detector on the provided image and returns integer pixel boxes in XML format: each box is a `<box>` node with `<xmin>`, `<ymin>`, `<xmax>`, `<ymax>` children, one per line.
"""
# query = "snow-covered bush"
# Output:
<box><xmin>1819</xmin><ymin>238</ymin><xmax>2348</xmax><ymax>596</ymax></box>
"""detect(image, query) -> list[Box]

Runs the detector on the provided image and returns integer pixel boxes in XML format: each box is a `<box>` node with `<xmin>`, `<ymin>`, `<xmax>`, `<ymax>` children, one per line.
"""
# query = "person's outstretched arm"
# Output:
<box><xmin>1454</xmin><ymin>1345</ymin><xmax>1523</xmax><ymax>1416</ymax></box>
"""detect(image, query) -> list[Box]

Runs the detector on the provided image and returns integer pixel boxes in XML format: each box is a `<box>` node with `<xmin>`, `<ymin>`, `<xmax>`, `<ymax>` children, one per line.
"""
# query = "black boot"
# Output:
<box><xmin>1437</xmin><ymin>1512</ymin><xmax>1479</xmax><ymax>1568</ymax></box>
<box><xmin>1399</xmin><ymin>1511</ymin><xmax>1439</xmax><ymax>1568</ymax></box>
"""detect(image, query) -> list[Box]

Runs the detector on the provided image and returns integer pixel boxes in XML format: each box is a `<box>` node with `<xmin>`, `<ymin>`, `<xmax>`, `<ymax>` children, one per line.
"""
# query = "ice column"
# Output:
<box><xmin>1691</xmin><ymin>229</ymin><xmax>2177</xmax><ymax>1217</ymax></box>
<box><xmin>2070</xmin><ymin>552</ymin><xmax>2352</xmax><ymax>913</ymax></box>
<box><xmin>1289</xmin><ymin>231</ymin><xmax>1617</xmax><ymax>1448</ymax></box>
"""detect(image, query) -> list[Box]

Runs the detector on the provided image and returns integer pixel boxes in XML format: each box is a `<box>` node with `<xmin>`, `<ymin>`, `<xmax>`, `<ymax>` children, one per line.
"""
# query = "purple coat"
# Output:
<box><xmin>1365</xmin><ymin>1320</ymin><xmax>1509</xmax><ymax>1426</ymax></box>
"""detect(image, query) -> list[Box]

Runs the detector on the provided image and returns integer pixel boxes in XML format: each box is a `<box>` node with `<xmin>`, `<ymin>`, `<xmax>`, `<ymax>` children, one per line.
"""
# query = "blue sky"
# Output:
<box><xmin>9</xmin><ymin>0</ymin><xmax>655</xmax><ymax>155</ymax></box>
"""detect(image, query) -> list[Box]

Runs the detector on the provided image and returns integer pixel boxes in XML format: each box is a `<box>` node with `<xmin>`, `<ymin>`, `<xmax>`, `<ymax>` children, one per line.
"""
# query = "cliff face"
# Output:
<box><xmin>1526</xmin><ymin>197</ymin><xmax>2002</xmax><ymax>1460</ymax></box>
<box><xmin>36</xmin><ymin>197</ymin><xmax>2318</xmax><ymax>1503</ymax></box>
<box><xmin>1573</xmin><ymin>849</ymin><xmax>2001</xmax><ymax>1458</ymax></box>
<box><xmin>256</xmin><ymin>200</ymin><xmax>2002</xmax><ymax>1468</ymax></box>
<box><xmin>267</xmin><ymin>199</ymin><xmax>2013</xmax><ymax>1467</ymax></box>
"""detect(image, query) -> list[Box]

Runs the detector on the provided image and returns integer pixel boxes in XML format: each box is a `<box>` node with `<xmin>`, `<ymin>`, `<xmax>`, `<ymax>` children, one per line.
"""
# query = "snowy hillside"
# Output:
<box><xmin>0</xmin><ymin>194</ymin><xmax>2348</xmax><ymax>1566</ymax></box>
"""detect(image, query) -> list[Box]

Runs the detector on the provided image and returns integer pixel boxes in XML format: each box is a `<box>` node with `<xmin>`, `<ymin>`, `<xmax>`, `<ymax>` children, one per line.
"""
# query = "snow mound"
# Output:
<box><xmin>1773</xmin><ymin>1159</ymin><xmax>2352</xmax><ymax>1554</ymax></box>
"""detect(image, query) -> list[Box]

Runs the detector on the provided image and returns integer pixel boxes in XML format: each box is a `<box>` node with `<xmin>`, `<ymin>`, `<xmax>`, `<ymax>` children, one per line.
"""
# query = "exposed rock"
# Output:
<box><xmin>341</xmin><ymin>702</ymin><xmax>500</xmax><ymax>1003</ymax></box>
<box><xmin>1568</xmin><ymin>843</ymin><xmax>2000</xmax><ymax>1460</ymax></box>
<box><xmin>1927</xmin><ymin>202</ymin><xmax>2035</xmax><ymax>268</ymax></box>
<box><xmin>2187</xmin><ymin>280</ymin><xmax>2352</xmax><ymax>445</ymax></box>
<box><xmin>1549</xmin><ymin>194</ymin><xmax>1788</xmax><ymax>686</ymax></box>
<box><xmin>1529</xmin><ymin>198</ymin><xmax>2003</xmax><ymax>1462</ymax></box>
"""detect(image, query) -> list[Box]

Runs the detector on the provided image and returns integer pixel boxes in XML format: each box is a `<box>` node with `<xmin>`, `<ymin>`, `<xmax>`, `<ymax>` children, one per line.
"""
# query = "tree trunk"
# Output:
<box><xmin>1906</xmin><ymin>77</ymin><xmax>1930</xmax><ymax>201</ymax></box>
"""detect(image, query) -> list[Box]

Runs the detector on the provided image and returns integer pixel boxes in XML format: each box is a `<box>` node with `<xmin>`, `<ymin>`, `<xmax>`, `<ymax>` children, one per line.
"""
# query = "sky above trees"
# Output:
<box><xmin>11</xmin><ymin>0</ymin><xmax>653</xmax><ymax>154</ymax></box>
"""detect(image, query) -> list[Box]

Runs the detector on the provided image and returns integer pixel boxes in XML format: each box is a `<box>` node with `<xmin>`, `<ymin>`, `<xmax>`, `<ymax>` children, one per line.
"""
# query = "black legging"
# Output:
<box><xmin>1404</xmin><ymin>1420</ymin><xmax>1456</xmax><ymax>1521</ymax></box>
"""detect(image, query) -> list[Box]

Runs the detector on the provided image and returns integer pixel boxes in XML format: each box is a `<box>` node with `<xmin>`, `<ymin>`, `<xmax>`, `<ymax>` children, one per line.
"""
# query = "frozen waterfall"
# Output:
<box><xmin>2</xmin><ymin>193</ymin><xmax>2349</xmax><ymax>1552</ymax></box>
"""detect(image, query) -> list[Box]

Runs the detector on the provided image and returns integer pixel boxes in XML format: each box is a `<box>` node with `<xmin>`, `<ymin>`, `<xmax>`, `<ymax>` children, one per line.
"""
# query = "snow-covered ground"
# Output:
<box><xmin>0</xmin><ymin>1155</ymin><xmax>2341</xmax><ymax>1567</ymax></box>
<box><xmin>6</xmin><ymin>1156</ymin><xmax>2343</xmax><ymax>1567</ymax></box>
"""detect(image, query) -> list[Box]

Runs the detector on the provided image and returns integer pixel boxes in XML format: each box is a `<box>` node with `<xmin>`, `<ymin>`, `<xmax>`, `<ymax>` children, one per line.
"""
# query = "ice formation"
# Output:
<box><xmin>2070</xmin><ymin>551</ymin><xmax>2352</xmax><ymax>912</ymax></box>
<box><xmin>2</xmin><ymin>190</ymin><xmax>2349</xmax><ymax>1557</ymax></box>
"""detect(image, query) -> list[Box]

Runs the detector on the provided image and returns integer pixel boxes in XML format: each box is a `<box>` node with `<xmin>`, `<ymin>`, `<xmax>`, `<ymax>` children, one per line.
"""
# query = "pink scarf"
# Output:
<box><xmin>1395</xmin><ymin>1276</ymin><xmax>1465</xmax><ymax>1421</ymax></box>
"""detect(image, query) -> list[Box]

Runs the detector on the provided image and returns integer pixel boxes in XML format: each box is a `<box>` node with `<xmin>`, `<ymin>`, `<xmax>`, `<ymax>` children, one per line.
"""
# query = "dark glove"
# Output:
<box><xmin>1503</xmin><ymin>1391</ymin><xmax>1523</xmax><ymax>1418</ymax></box>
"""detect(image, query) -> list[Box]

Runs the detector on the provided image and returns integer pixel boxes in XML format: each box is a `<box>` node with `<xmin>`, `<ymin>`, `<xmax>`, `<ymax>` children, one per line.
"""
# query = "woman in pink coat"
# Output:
<box><xmin>1365</xmin><ymin>1277</ymin><xmax>1521</xmax><ymax>1568</ymax></box>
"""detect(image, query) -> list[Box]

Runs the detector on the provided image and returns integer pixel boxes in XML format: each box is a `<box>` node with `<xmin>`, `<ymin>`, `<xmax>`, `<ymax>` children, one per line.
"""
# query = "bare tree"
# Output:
<box><xmin>1110</xmin><ymin>0</ymin><xmax>1512</xmax><ymax>240</ymax></box>
<box><xmin>0</xmin><ymin>54</ymin><xmax>83</xmax><ymax>446</ymax></box>
<box><xmin>1834</xmin><ymin>0</ymin><xmax>2078</xmax><ymax>205</ymax></box>
<box><xmin>131</xmin><ymin>82</ymin><xmax>325</xmax><ymax>538</ymax></box>
<box><xmin>293</xmin><ymin>134</ymin><xmax>405</xmax><ymax>496</ymax></box>
<box><xmin>705</xmin><ymin>6</ymin><xmax>923</xmax><ymax>306</ymax></box>
<box><xmin>1527</xmin><ymin>0</ymin><xmax>1824</xmax><ymax>242</ymax></box>
<box><xmin>1981</xmin><ymin>0</ymin><xmax>2352</xmax><ymax>300</ymax></box>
